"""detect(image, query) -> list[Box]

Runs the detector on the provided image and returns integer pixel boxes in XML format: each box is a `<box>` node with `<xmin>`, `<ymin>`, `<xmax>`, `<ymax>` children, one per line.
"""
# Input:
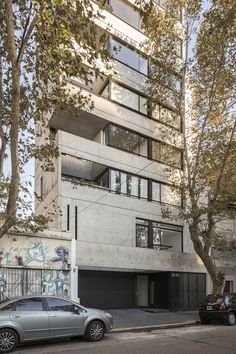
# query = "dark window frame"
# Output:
<box><xmin>136</xmin><ymin>218</ymin><xmax>183</xmax><ymax>251</ymax></box>
<box><xmin>109</xmin><ymin>36</ymin><xmax>149</xmax><ymax>77</ymax></box>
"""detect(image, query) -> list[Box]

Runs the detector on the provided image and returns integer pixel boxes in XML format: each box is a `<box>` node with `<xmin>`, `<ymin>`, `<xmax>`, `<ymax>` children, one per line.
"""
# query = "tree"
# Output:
<box><xmin>0</xmin><ymin>0</ymin><xmax>110</xmax><ymax>239</ymax></box>
<box><xmin>138</xmin><ymin>0</ymin><xmax>236</xmax><ymax>292</ymax></box>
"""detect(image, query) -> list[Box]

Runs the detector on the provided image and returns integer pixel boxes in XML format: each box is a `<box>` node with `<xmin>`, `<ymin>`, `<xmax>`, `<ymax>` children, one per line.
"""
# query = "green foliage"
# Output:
<box><xmin>0</xmin><ymin>0</ymin><xmax>110</xmax><ymax>237</ymax></box>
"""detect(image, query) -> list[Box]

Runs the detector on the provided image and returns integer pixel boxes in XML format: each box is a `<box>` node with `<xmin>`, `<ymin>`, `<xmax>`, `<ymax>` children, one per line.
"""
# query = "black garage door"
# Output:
<box><xmin>78</xmin><ymin>270</ymin><xmax>136</xmax><ymax>309</ymax></box>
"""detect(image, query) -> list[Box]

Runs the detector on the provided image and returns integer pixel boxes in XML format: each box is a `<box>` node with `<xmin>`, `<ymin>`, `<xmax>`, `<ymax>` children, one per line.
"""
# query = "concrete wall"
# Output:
<box><xmin>75</xmin><ymin>240</ymin><xmax>205</xmax><ymax>274</ymax></box>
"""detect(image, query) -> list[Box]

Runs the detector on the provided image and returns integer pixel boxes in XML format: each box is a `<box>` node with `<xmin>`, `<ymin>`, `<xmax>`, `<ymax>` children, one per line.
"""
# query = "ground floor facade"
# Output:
<box><xmin>77</xmin><ymin>270</ymin><xmax>206</xmax><ymax>311</ymax></box>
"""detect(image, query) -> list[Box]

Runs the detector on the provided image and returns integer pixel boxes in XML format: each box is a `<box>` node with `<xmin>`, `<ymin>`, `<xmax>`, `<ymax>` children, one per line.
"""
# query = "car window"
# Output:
<box><xmin>14</xmin><ymin>298</ymin><xmax>43</xmax><ymax>311</ymax></box>
<box><xmin>47</xmin><ymin>298</ymin><xmax>75</xmax><ymax>312</ymax></box>
<box><xmin>0</xmin><ymin>302</ymin><xmax>15</xmax><ymax>312</ymax></box>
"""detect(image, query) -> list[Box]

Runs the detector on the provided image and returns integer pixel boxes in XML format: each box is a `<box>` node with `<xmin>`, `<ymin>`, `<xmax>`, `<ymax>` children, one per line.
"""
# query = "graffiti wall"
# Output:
<box><xmin>0</xmin><ymin>234</ymin><xmax>70</xmax><ymax>269</ymax></box>
<box><xmin>0</xmin><ymin>233</ymin><xmax>71</xmax><ymax>299</ymax></box>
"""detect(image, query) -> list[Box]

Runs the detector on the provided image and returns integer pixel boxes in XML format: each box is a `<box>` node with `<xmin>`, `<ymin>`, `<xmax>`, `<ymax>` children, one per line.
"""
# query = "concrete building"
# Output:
<box><xmin>35</xmin><ymin>0</ymin><xmax>207</xmax><ymax>310</ymax></box>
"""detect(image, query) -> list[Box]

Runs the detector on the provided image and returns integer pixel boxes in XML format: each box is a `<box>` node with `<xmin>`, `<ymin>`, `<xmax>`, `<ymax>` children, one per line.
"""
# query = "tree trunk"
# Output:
<box><xmin>189</xmin><ymin>224</ymin><xmax>225</xmax><ymax>294</ymax></box>
<box><xmin>0</xmin><ymin>0</ymin><xmax>20</xmax><ymax>239</ymax></box>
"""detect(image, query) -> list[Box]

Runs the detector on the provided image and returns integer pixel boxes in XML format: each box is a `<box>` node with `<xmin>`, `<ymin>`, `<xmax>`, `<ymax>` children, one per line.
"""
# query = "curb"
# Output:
<box><xmin>111</xmin><ymin>320</ymin><xmax>200</xmax><ymax>333</ymax></box>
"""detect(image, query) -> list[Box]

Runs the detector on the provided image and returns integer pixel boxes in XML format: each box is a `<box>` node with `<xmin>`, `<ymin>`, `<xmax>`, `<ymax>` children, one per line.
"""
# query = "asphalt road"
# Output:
<box><xmin>13</xmin><ymin>325</ymin><xmax>236</xmax><ymax>354</ymax></box>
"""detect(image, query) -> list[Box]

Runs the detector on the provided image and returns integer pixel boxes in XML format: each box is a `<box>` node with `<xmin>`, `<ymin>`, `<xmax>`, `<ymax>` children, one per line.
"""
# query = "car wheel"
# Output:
<box><xmin>200</xmin><ymin>318</ymin><xmax>209</xmax><ymax>325</ymax></box>
<box><xmin>85</xmin><ymin>321</ymin><xmax>105</xmax><ymax>342</ymax></box>
<box><xmin>0</xmin><ymin>329</ymin><xmax>18</xmax><ymax>353</ymax></box>
<box><xmin>226</xmin><ymin>312</ymin><xmax>236</xmax><ymax>326</ymax></box>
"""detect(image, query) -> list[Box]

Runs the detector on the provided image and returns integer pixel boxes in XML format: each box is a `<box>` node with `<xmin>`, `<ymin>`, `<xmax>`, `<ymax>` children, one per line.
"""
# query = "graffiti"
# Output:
<box><xmin>0</xmin><ymin>270</ymin><xmax>7</xmax><ymax>300</ymax></box>
<box><xmin>0</xmin><ymin>267</ymin><xmax>70</xmax><ymax>298</ymax></box>
<box><xmin>24</xmin><ymin>241</ymin><xmax>48</xmax><ymax>266</ymax></box>
<box><xmin>50</xmin><ymin>246</ymin><xmax>69</xmax><ymax>268</ymax></box>
<box><xmin>42</xmin><ymin>270</ymin><xmax>70</xmax><ymax>297</ymax></box>
<box><xmin>4</xmin><ymin>247</ymin><xmax>19</xmax><ymax>265</ymax></box>
<box><xmin>3</xmin><ymin>241</ymin><xmax>70</xmax><ymax>269</ymax></box>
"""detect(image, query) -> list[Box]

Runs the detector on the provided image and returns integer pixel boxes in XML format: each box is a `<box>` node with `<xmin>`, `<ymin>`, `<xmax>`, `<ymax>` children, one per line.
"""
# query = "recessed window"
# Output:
<box><xmin>136</xmin><ymin>218</ymin><xmax>183</xmax><ymax>251</ymax></box>
<box><xmin>152</xmin><ymin>105</ymin><xmax>181</xmax><ymax>131</ymax></box>
<box><xmin>110</xmin><ymin>169</ymin><xmax>148</xmax><ymax>199</ymax></box>
<box><xmin>108</xmin><ymin>0</ymin><xmax>142</xmax><ymax>30</ymax></box>
<box><xmin>110</xmin><ymin>82</ymin><xmax>148</xmax><ymax>115</ymax></box>
<box><xmin>152</xmin><ymin>141</ymin><xmax>182</xmax><ymax>169</ymax></box>
<box><xmin>107</xmin><ymin>124</ymin><xmax>148</xmax><ymax>157</ymax></box>
<box><xmin>110</xmin><ymin>38</ymin><xmax>148</xmax><ymax>75</ymax></box>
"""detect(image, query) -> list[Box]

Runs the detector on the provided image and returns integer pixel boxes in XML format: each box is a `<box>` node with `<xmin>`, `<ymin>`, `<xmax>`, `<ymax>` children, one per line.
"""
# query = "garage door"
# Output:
<box><xmin>78</xmin><ymin>270</ymin><xmax>136</xmax><ymax>309</ymax></box>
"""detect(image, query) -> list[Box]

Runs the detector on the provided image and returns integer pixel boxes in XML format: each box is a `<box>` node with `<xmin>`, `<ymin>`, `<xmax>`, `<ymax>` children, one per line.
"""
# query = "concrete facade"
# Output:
<box><xmin>35</xmin><ymin>0</ymin><xmax>207</xmax><ymax>310</ymax></box>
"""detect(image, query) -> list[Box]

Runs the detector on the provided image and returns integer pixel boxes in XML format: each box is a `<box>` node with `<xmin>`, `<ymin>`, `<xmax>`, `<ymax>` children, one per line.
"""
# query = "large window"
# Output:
<box><xmin>106</xmin><ymin>124</ymin><xmax>148</xmax><ymax>157</ymax></box>
<box><xmin>152</xmin><ymin>140</ymin><xmax>182</xmax><ymax>169</ymax></box>
<box><xmin>136</xmin><ymin>219</ymin><xmax>183</xmax><ymax>251</ymax></box>
<box><xmin>110</xmin><ymin>38</ymin><xmax>148</xmax><ymax>75</ymax></box>
<box><xmin>110</xmin><ymin>169</ymin><xmax>148</xmax><ymax>199</ymax></box>
<box><xmin>152</xmin><ymin>104</ymin><xmax>181</xmax><ymax>131</ymax></box>
<box><xmin>108</xmin><ymin>0</ymin><xmax>142</xmax><ymax>30</ymax></box>
<box><xmin>152</xmin><ymin>182</ymin><xmax>182</xmax><ymax>207</ymax></box>
<box><xmin>109</xmin><ymin>82</ymin><xmax>148</xmax><ymax>115</ymax></box>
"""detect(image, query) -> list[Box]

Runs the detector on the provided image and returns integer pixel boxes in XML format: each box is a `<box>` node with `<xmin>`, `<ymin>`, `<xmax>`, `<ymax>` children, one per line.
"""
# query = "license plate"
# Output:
<box><xmin>206</xmin><ymin>305</ymin><xmax>212</xmax><ymax>310</ymax></box>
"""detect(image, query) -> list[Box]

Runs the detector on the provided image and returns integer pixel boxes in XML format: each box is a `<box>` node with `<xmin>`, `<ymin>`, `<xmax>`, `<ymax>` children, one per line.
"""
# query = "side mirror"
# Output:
<box><xmin>74</xmin><ymin>307</ymin><xmax>81</xmax><ymax>315</ymax></box>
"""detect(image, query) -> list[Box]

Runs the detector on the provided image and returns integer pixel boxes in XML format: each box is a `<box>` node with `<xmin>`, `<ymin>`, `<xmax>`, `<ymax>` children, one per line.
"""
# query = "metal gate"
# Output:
<box><xmin>0</xmin><ymin>268</ymin><xmax>70</xmax><ymax>300</ymax></box>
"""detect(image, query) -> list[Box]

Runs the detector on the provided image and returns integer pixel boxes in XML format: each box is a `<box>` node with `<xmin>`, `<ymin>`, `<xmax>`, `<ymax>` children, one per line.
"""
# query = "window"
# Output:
<box><xmin>152</xmin><ymin>182</ymin><xmax>161</xmax><ymax>202</ymax></box>
<box><xmin>161</xmin><ymin>184</ymin><xmax>182</xmax><ymax>207</ymax></box>
<box><xmin>136</xmin><ymin>219</ymin><xmax>182</xmax><ymax>251</ymax></box>
<box><xmin>14</xmin><ymin>298</ymin><xmax>43</xmax><ymax>311</ymax></box>
<box><xmin>47</xmin><ymin>298</ymin><xmax>75</xmax><ymax>312</ymax></box>
<box><xmin>110</xmin><ymin>82</ymin><xmax>148</xmax><ymax>115</ymax></box>
<box><xmin>152</xmin><ymin>141</ymin><xmax>182</xmax><ymax>169</ymax></box>
<box><xmin>110</xmin><ymin>38</ymin><xmax>148</xmax><ymax>75</ymax></box>
<box><xmin>110</xmin><ymin>169</ymin><xmax>148</xmax><ymax>199</ymax></box>
<box><xmin>0</xmin><ymin>302</ymin><xmax>14</xmax><ymax>312</ymax></box>
<box><xmin>107</xmin><ymin>124</ymin><xmax>148</xmax><ymax>157</ymax></box>
<box><xmin>109</xmin><ymin>0</ymin><xmax>142</xmax><ymax>30</ymax></box>
<box><xmin>152</xmin><ymin>104</ymin><xmax>181</xmax><ymax>131</ymax></box>
<box><xmin>136</xmin><ymin>219</ymin><xmax>149</xmax><ymax>247</ymax></box>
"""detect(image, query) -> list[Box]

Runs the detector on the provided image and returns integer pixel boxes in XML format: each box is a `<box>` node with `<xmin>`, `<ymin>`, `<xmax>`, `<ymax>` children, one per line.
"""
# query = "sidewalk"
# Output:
<box><xmin>109</xmin><ymin>309</ymin><xmax>200</xmax><ymax>332</ymax></box>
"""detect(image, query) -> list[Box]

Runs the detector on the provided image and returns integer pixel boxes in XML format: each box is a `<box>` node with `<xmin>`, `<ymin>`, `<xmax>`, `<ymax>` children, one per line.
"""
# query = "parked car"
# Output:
<box><xmin>0</xmin><ymin>296</ymin><xmax>113</xmax><ymax>353</ymax></box>
<box><xmin>199</xmin><ymin>293</ymin><xmax>236</xmax><ymax>325</ymax></box>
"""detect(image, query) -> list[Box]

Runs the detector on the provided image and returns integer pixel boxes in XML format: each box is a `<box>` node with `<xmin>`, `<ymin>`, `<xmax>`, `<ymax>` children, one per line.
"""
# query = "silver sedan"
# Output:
<box><xmin>0</xmin><ymin>296</ymin><xmax>113</xmax><ymax>353</ymax></box>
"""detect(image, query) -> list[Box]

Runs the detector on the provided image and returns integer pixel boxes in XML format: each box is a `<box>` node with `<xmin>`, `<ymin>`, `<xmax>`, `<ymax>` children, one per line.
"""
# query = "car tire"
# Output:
<box><xmin>0</xmin><ymin>328</ymin><xmax>18</xmax><ymax>353</ymax></box>
<box><xmin>200</xmin><ymin>318</ymin><xmax>209</xmax><ymax>325</ymax></box>
<box><xmin>226</xmin><ymin>312</ymin><xmax>236</xmax><ymax>326</ymax></box>
<box><xmin>85</xmin><ymin>321</ymin><xmax>105</xmax><ymax>342</ymax></box>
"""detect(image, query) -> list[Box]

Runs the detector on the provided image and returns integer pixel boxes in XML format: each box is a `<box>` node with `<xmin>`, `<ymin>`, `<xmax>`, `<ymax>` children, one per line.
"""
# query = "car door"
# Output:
<box><xmin>10</xmin><ymin>297</ymin><xmax>49</xmax><ymax>341</ymax></box>
<box><xmin>46</xmin><ymin>297</ymin><xmax>85</xmax><ymax>337</ymax></box>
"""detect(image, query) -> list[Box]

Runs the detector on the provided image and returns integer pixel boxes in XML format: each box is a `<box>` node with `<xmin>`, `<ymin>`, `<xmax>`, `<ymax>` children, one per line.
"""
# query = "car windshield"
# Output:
<box><xmin>206</xmin><ymin>294</ymin><xmax>224</xmax><ymax>304</ymax></box>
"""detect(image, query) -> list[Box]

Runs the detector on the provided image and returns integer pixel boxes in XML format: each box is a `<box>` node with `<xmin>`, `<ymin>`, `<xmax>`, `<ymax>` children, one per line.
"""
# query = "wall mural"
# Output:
<box><xmin>0</xmin><ymin>236</ymin><xmax>71</xmax><ymax>299</ymax></box>
<box><xmin>2</xmin><ymin>239</ymin><xmax>70</xmax><ymax>269</ymax></box>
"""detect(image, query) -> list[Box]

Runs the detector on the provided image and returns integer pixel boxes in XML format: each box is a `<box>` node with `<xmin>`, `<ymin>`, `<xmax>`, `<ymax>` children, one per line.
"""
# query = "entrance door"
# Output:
<box><xmin>137</xmin><ymin>275</ymin><xmax>149</xmax><ymax>307</ymax></box>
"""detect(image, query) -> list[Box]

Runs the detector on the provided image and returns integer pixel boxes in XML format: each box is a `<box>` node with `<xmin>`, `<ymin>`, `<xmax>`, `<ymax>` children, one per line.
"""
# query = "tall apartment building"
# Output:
<box><xmin>35</xmin><ymin>0</ymin><xmax>207</xmax><ymax>310</ymax></box>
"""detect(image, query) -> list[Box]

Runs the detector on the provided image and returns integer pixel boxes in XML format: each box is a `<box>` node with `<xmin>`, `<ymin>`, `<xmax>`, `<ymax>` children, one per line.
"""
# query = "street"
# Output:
<box><xmin>13</xmin><ymin>325</ymin><xmax>236</xmax><ymax>354</ymax></box>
